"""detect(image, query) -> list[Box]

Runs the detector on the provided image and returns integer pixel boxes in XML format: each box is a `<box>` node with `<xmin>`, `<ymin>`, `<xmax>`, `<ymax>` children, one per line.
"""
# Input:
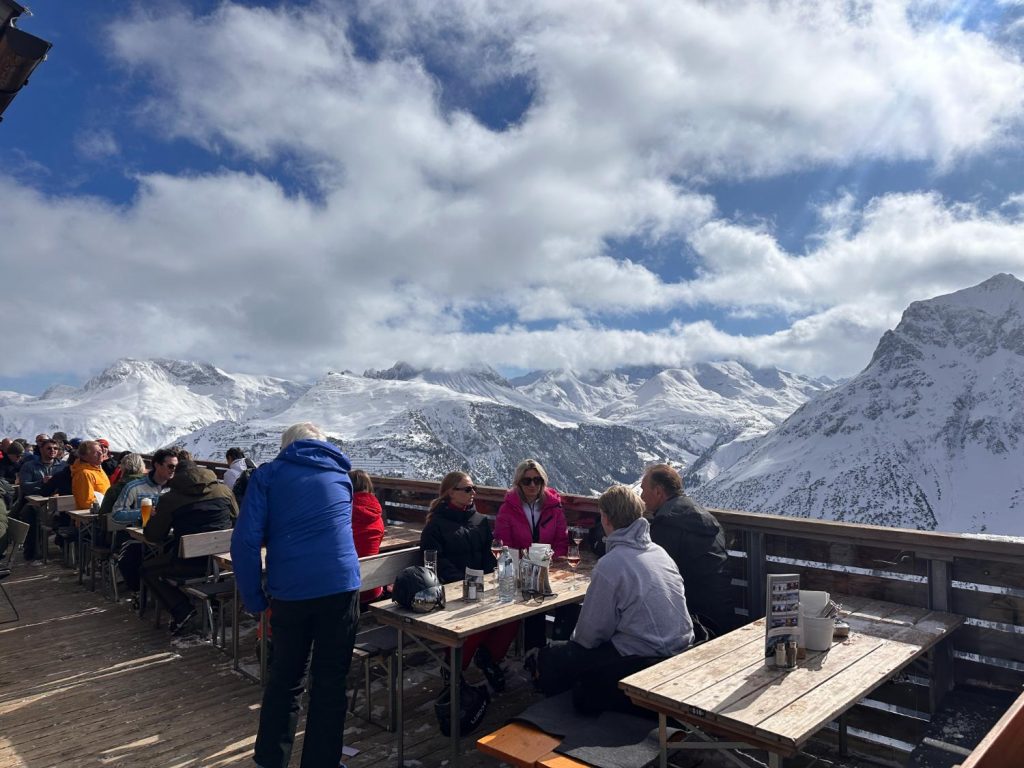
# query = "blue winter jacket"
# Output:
<box><xmin>230</xmin><ymin>439</ymin><xmax>360</xmax><ymax>612</ymax></box>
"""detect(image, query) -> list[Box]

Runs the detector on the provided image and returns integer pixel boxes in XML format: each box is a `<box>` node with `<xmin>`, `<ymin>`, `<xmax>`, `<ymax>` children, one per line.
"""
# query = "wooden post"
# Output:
<box><xmin>746</xmin><ymin>531</ymin><xmax>767</xmax><ymax>620</ymax></box>
<box><xmin>927</xmin><ymin>557</ymin><xmax>955</xmax><ymax>712</ymax></box>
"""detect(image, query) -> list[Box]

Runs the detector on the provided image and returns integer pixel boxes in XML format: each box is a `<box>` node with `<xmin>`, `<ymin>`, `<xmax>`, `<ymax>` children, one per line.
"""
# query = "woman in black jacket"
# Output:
<box><xmin>420</xmin><ymin>471</ymin><xmax>518</xmax><ymax>693</ymax></box>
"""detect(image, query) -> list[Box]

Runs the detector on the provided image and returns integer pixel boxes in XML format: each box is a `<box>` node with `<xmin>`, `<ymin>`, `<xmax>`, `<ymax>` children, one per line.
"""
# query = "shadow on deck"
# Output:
<box><xmin>0</xmin><ymin>559</ymin><xmax>1013</xmax><ymax>768</ymax></box>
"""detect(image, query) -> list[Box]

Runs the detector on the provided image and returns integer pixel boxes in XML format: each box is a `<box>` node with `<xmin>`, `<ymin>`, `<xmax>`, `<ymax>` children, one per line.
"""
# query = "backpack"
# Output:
<box><xmin>232</xmin><ymin>459</ymin><xmax>257</xmax><ymax>504</ymax></box>
<box><xmin>434</xmin><ymin>679</ymin><xmax>490</xmax><ymax>737</ymax></box>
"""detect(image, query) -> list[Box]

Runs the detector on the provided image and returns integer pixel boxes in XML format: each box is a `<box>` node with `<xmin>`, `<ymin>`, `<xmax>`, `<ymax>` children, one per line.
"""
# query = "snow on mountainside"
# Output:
<box><xmin>696</xmin><ymin>274</ymin><xmax>1024</xmax><ymax>536</ymax></box>
<box><xmin>0</xmin><ymin>356</ymin><xmax>829</xmax><ymax>495</ymax></box>
<box><xmin>177</xmin><ymin>372</ymin><xmax>674</xmax><ymax>493</ymax></box>
<box><xmin>0</xmin><ymin>358</ymin><xmax>305</xmax><ymax>452</ymax></box>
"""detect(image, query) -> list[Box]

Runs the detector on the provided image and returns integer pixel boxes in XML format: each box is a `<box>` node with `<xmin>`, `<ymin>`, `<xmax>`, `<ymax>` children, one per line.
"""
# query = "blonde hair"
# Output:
<box><xmin>512</xmin><ymin>458</ymin><xmax>548</xmax><ymax>502</ymax></box>
<box><xmin>598</xmin><ymin>485</ymin><xmax>645</xmax><ymax>530</ymax></box>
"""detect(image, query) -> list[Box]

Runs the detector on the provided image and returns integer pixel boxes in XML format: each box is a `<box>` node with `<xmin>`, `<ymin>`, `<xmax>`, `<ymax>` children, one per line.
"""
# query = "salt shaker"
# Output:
<box><xmin>786</xmin><ymin>640</ymin><xmax>798</xmax><ymax>668</ymax></box>
<box><xmin>775</xmin><ymin>643</ymin><xmax>786</xmax><ymax>667</ymax></box>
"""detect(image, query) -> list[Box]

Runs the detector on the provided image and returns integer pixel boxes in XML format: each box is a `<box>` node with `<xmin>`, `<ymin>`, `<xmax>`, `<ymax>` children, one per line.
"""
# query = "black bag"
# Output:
<box><xmin>232</xmin><ymin>461</ymin><xmax>256</xmax><ymax>505</ymax></box>
<box><xmin>392</xmin><ymin>565</ymin><xmax>445</xmax><ymax>613</ymax></box>
<box><xmin>434</xmin><ymin>679</ymin><xmax>490</xmax><ymax>737</ymax></box>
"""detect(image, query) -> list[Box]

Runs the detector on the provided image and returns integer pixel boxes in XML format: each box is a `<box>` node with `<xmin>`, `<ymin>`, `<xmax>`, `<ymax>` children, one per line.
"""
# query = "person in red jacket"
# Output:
<box><xmin>350</xmin><ymin>470</ymin><xmax>385</xmax><ymax>603</ymax></box>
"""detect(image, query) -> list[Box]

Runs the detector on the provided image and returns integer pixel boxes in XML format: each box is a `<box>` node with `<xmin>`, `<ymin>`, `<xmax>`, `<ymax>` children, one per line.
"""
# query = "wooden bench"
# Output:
<box><xmin>148</xmin><ymin>529</ymin><xmax>235</xmax><ymax>640</ymax></box>
<box><xmin>477</xmin><ymin>722</ymin><xmax>566</xmax><ymax>768</ymax></box>
<box><xmin>350</xmin><ymin>546</ymin><xmax>423</xmax><ymax>730</ymax></box>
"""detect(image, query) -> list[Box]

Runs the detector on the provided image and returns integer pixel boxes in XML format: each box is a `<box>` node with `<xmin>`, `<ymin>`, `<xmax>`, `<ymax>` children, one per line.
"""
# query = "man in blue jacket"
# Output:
<box><xmin>231</xmin><ymin>422</ymin><xmax>360</xmax><ymax>768</ymax></box>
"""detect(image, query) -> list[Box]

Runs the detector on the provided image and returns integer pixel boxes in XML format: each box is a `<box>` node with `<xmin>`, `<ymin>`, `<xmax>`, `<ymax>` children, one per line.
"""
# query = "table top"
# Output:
<box><xmin>380</xmin><ymin>525</ymin><xmax>422</xmax><ymax>552</ymax></box>
<box><xmin>367</xmin><ymin>560</ymin><xmax>592</xmax><ymax>646</ymax></box>
<box><xmin>619</xmin><ymin>594</ymin><xmax>963</xmax><ymax>756</ymax></box>
<box><xmin>68</xmin><ymin>510</ymin><xmax>97</xmax><ymax>524</ymax></box>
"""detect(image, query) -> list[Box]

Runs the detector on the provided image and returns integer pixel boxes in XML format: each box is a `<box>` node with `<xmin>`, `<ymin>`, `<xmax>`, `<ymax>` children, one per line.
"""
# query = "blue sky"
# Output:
<box><xmin>3</xmin><ymin>0</ymin><xmax>1024</xmax><ymax>393</ymax></box>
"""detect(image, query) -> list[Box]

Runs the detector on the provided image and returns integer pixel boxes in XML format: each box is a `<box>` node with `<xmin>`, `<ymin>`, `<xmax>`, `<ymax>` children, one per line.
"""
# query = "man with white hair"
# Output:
<box><xmin>231</xmin><ymin>422</ymin><xmax>360</xmax><ymax>768</ymax></box>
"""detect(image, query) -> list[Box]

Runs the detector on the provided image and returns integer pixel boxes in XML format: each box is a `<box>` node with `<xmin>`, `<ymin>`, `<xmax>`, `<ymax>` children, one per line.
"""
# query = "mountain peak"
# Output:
<box><xmin>868</xmin><ymin>273</ymin><xmax>1024</xmax><ymax>373</ymax></box>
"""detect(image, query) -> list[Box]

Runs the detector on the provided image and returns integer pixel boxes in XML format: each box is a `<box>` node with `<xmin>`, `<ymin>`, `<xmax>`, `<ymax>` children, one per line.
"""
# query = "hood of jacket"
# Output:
<box><xmin>605</xmin><ymin>516</ymin><xmax>653</xmax><ymax>554</ymax></box>
<box><xmin>167</xmin><ymin>463</ymin><xmax>222</xmax><ymax>496</ymax></box>
<box><xmin>276</xmin><ymin>439</ymin><xmax>351</xmax><ymax>474</ymax></box>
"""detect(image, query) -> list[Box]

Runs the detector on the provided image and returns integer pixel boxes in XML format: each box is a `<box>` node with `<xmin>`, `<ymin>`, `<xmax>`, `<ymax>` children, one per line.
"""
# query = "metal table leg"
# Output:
<box><xmin>659</xmin><ymin>714</ymin><xmax>668</xmax><ymax>768</ymax></box>
<box><xmin>451</xmin><ymin>644</ymin><xmax>462</xmax><ymax>768</ymax></box>
<box><xmin>396</xmin><ymin>629</ymin><xmax>405</xmax><ymax>766</ymax></box>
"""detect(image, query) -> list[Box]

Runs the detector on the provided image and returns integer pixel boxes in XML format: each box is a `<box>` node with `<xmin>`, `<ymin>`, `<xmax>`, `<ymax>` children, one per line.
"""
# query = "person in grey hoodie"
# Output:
<box><xmin>534</xmin><ymin>484</ymin><xmax>693</xmax><ymax>715</ymax></box>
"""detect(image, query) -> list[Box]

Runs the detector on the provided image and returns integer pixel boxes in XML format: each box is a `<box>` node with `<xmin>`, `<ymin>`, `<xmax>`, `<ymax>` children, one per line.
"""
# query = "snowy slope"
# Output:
<box><xmin>1</xmin><ymin>356</ymin><xmax>829</xmax><ymax>495</ymax></box>
<box><xmin>0</xmin><ymin>358</ymin><xmax>305</xmax><ymax>452</ymax></box>
<box><xmin>697</xmin><ymin>274</ymin><xmax>1024</xmax><ymax>535</ymax></box>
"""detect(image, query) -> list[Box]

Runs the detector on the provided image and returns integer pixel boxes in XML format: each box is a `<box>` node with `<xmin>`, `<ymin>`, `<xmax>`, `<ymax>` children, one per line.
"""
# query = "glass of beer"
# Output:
<box><xmin>140</xmin><ymin>497</ymin><xmax>153</xmax><ymax>527</ymax></box>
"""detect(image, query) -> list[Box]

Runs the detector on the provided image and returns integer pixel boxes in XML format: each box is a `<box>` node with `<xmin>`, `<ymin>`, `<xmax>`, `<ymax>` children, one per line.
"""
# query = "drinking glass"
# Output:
<box><xmin>423</xmin><ymin>549</ymin><xmax>438</xmax><ymax>576</ymax></box>
<box><xmin>489</xmin><ymin>538</ymin><xmax>503</xmax><ymax>587</ymax></box>
<box><xmin>566</xmin><ymin>542</ymin><xmax>581</xmax><ymax>590</ymax></box>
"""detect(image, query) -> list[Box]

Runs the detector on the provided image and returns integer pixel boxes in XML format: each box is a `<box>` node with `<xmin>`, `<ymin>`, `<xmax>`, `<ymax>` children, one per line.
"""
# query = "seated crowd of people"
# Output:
<box><xmin>2</xmin><ymin>423</ymin><xmax>734</xmax><ymax>767</ymax></box>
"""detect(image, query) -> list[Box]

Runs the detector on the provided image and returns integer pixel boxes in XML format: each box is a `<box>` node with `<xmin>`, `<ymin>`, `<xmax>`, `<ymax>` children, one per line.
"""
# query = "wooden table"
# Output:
<box><xmin>67</xmin><ymin>509</ymin><xmax>97</xmax><ymax>585</ymax></box>
<box><xmin>619</xmin><ymin>594</ymin><xmax>963</xmax><ymax>767</ymax></box>
<box><xmin>379</xmin><ymin>523</ymin><xmax>422</xmax><ymax>551</ymax></box>
<box><xmin>367</xmin><ymin>559</ymin><xmax>592</xmax><ymax>768</ymax></box>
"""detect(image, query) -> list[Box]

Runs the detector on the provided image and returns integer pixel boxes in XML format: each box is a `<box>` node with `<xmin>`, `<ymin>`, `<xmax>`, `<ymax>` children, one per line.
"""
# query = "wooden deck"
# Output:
<box><xmin>0</xmin><ymin>557</ymin><xmax>1013</xmax><ymax>768</ymax></box>
<box><xmin>0</xmin><ymin>559</ymin><xmax>537</xmax><ymax>768</ymax></box>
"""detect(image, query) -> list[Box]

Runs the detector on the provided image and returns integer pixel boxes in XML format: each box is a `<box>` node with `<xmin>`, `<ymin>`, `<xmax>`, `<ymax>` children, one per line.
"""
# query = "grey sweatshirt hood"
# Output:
<box><xmin>604</xmin><ymin>516</ymin><xmax>653</xmax><ymax>553</ymax></box>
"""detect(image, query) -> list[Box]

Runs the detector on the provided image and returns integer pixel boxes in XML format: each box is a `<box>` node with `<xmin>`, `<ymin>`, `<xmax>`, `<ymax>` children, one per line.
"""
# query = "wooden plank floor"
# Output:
<box><xmin>3</xmin><ymin>557</ymin><xmax>998</xmax><ymax>768</ymax></box>
<box><xmin>0</xmin><ymin>558</ymin><xmax>538</xmax><ymax>768</ymax></box>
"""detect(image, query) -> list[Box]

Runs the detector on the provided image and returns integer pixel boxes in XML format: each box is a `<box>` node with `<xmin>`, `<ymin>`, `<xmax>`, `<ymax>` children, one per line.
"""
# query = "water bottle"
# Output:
<box><xmin>497</xmin><ymin>546</ymin><xmax>516</xmax><ymax>603</ymax></box>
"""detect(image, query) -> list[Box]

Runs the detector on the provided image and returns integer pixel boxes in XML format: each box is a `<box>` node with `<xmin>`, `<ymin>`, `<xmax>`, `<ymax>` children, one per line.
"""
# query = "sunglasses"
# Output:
<box><xmin>520</xmin><ymin>477</ymin><xmax>543</xmax><ymax>486</ymax></box>
<box><xmin>453</xmin><ymin>485</ymin><xmax>477</xmax><ymax>493</ymax></box>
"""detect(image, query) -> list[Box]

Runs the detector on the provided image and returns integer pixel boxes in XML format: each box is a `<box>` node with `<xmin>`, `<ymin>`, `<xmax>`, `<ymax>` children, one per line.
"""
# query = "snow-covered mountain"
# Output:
<box><xmin>0</xmin><ymin>356</ymin><xmax>829</xmax><ymax>495</ymax></box>
<box><xmin>0</xmin><ymin>358</ymin><xmax>306</xmax><ymax>452</ymax></box>
<box><xmin>696</xmin><ymin>274</ymin><xmax>1024</xmax><ymax>536</ymax></box>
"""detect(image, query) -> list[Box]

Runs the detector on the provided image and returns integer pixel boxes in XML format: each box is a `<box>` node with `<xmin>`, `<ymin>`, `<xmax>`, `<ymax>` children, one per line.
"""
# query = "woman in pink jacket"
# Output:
<box><xmin>494</xmin><ymin>459</ymin><xmax>572</xmax><ymax>649</ymax></box>
<box><xmin>494</xmin><ymin>459</ymin><xmax>569</xmax><ymax>556</ymax></box>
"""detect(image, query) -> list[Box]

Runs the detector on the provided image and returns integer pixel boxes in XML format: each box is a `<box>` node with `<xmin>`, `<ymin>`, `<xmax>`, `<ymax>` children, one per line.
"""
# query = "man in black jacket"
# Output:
<box><xmin>640</xmin><ymin>464</ymin><xmax>737</xmax><ymax>636</ymax></box>
<box><xmin>141</xmin><ymin>462</ymin><xmax>236</xmax><ymax>633</ymax></box>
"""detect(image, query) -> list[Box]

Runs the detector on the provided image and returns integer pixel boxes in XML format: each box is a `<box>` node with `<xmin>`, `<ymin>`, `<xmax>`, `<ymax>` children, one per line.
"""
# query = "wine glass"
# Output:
<box><xmin>566</xmin><ymin>542</ymin><xmax>581</xmax><ymax>590</ymax></box>
<box><xmin>570</xmin><ymin>526</ymin><xmax>584</xmax><ymax>547</ymax></box>
<box><xmin>490</xmin><ymin>537</ymin><xmax>503</xmax><ymax>587</ymax></box>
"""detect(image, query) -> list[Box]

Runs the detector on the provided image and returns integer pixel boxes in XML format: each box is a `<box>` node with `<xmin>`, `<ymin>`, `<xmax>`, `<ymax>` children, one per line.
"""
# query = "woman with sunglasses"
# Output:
<box><xmin>420</xmin><ymin>471</ymin><xmax>519</xmax><ymax>694</ymax></box>
<box><xmin>495</xmin><ymin>459</ymin><xmax>568</xmax><ymax>558</ymax></box>
<box><xmin>495</xmin><ymin>459</ymin><xmax>571</xmax><ymax>649</ymax></box>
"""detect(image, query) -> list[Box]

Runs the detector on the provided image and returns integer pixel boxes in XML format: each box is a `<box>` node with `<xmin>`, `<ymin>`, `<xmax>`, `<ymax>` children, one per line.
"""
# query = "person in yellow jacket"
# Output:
<box><xmin>71</xmin><ymin>440</ymin><xmax>111</xmax><ymax>508</ymax></box>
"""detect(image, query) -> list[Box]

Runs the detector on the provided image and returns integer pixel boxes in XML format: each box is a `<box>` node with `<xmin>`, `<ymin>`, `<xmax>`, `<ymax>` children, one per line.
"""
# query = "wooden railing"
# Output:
<box><xmin>370</xmin><ymin>475</ymin><xmax>1024</xmax><ymax>763</ymax></box>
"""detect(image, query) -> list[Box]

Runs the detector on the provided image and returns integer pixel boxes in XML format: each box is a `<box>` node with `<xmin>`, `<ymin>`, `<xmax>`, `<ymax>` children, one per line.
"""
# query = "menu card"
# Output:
<box><xmin>765</xmin><ymin>573</ymin><xmax>801</xmax><ymax>661</ymax></box>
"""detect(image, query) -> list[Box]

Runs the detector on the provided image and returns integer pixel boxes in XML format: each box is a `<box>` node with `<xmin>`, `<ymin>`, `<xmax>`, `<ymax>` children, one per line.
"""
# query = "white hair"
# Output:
<box><xmin>280</xmin><ymin>422</ymin><xmax>327</xmax><ymax>449</ymax></box>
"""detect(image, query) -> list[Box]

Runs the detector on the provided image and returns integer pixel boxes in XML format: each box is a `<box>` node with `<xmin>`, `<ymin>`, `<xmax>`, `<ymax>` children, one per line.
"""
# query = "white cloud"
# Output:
<box><xmin>74</xmin><ymin>129</ymin><xmax>120</xmax><ymax>160</ymax></box>
<box><xmin>3</xmin><ymin>1</ymin><xmax>1024</xmax><ymax>386</ymax></box>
